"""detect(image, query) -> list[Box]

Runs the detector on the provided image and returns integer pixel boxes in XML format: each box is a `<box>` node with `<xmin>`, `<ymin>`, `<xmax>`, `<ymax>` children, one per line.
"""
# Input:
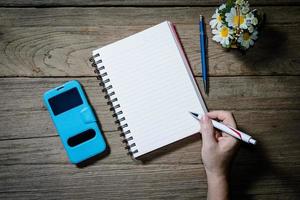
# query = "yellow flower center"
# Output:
<box><xmin>233</xmin><ymin>15</ymin><xmax>245</xmax><ymax>26</ymax></box>
<box><xmin>220</xmin><ymin>27</ymin><xmax>229</xmax><ymax>38</ymax></box>
<box><xmin>217</xmin><ymin>15</ymin><xmax>222</xmax><ymax>22</ymax></box>
<box><xmin>243</xmin><ymin>32</ymin><xmax>250</xmax><ymax>41</ymax></box>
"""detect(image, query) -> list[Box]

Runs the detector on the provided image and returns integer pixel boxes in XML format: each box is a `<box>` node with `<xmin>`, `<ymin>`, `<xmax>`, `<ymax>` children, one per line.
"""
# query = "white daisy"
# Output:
<box><xmin>210</xmin><ymin>12</ymin><xmax>223</xmax><ymax>29</ymax></box>
<box><xmin>212</xmin><ymin>26</ymin><xmax>233</xmax><ymax>47</ymax></box>
<box><xmin>225</xmin><ymin>7</ymin><xmax>248</xmax><ymax>29</ymax></box>
<box><xmin>218</xmin><ymin>3</ymin><xmax>226</xmax><ymax>10</ymax></box>
<box><xmin>237</xmin><ymin>31</ymin><xmax>258</xmax><ymax>49</ymax></box>
<box><xmin>209</xmin><ymin>4</ymin><xmax>226</xmax><ymax>29</ymax></box>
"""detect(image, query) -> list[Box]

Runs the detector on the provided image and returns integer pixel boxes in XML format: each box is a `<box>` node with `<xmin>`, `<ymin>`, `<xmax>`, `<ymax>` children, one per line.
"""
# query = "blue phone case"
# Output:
<box><xmin>43</xmin><ymin>80</ymin><xmax>106</xmax><ymax>164</ymax></box>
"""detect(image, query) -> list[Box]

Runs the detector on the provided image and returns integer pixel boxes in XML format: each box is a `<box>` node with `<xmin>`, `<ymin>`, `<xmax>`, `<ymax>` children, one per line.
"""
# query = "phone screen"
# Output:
<box><xmin>49</xmin><ymin>88</ymin><xmax>83</xmax><ymax>116</ymax></box>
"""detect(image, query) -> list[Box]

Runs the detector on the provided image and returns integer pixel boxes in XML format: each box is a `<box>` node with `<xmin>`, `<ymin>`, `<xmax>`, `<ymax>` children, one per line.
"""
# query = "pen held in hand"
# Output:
<box><xmin>190</xmin><ymin>112</ymin><xmax>256</xmax><ymax>145</ymax></box>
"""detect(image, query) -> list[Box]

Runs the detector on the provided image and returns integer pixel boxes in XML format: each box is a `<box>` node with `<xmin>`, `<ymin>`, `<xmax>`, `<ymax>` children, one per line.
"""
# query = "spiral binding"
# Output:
<box><xmin>89</xmin><ymin>53</ymin><xmax>138</xmax><ymax>156</ymax></box>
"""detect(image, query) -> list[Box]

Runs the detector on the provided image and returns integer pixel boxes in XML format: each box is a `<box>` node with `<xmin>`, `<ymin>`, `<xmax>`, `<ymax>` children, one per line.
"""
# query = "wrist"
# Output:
<box><xmin>206</xmin><ymin>171</ymin><xmax>228</xmax><ymax>183</ymax></box>
<box><xmin>205</xmin><ymin>166</ymin><xmax>229</xmax><ymax>179</ymax></box>
<box><xmin>206</xmin><ymin>172</ymin><xmax>230</xmax><ymax>200</ymax></box>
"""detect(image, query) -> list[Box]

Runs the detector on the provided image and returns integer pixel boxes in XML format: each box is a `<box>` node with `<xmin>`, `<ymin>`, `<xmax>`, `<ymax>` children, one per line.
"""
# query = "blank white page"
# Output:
<box><xmin>93</xmin><ymin>21</ymin><xmax>207</xmax><ymax>158</ymax></box>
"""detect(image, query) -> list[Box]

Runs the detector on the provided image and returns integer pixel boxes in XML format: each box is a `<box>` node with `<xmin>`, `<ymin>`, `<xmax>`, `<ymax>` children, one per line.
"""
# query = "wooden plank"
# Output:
<box><xmin>0</xmin><ymin>117</ymin><xmax>299</xmax><ymax>200</ymax></box>
<box><xmin>0</xmin><ymin>0</ymin><xmax>299</xmax><ymax>7</ymax></box>
<box><xmin>0</xmin><ymin>164</ymin><xmax>299</xmax><ymax>200</ymax></box>
<box><xmin>0</xmin><ymin>78</ymin><xmax>299</xmax><ymax>165</ymax></box>
<box><xmin>1</xmin><ymin>7</ymin><xmax>299</xmax><ymax>27</ymax></box>
<box><xmin>0</xmin><ymin>164</ymin><xmax>207</xmax><ymax>200</ymax></box>
<box><xmin>0</xmin><ymin>109</ymin><xmax>299</xmax><ymax>165</ymax></box>
<box><xmin>0</xmin><ymin>7</ymin><xmax>299</xmax><ymax>76</ymax></box>
<box><xmin>0</xmin><ymin>76</ymin><xmax>299</xmax><ymax>115</ymax></box>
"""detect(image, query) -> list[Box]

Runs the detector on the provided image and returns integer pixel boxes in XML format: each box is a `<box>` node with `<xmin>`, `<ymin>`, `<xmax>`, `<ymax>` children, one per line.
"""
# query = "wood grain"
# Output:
<box><xmin>1</xmin><ymin>110</ymin><xmax>299</xmax><ymax>165</ymax></box>
<box><xmin>1</xmin><ymin>7</ymin><xmax>299</xmax><ymax>27</ymax></box>
<box><xmin>1</xmin><ymin>2</ymin><xmax>300</xmax><ymax>200</ymax></box>
<box><xmin>0</xmin><ymin>78</ymin><xmax>299</xmax><ymax>167</ymax></box>
<box><xmin>0</xmin><ymin>7</ymin><xmax>299</xmax><ymax>76</ymax></box>
<box><xmin>1</xmin><ymin>76</ymin><xmax>299</xmax><ymax>114</ymax></box>
<box><xmin>0</xmin><ymin>164</ymin><xmax>208</xmax><ymax>200</ymax></box>
<box><xmin>0</xmin><ymin>0</ymin><xmax>299</xmax><ymax>7</ymax></box>
<box><xmin>0</xmin><ymin>164</ymin><xmax>299</xmax><ymax>200</ymax></box>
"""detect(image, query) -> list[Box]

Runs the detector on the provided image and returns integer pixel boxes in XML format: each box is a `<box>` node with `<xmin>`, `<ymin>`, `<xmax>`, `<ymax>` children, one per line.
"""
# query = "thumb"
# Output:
<box><xmin>200</xmin><ymin>115</ymin><xmax>217</xmax><ymax>146</ymax></box>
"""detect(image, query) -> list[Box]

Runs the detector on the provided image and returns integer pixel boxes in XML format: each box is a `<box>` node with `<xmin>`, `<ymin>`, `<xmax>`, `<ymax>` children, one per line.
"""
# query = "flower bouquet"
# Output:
<box><xmin>210</xmin><ymin>0</ymin><xmax>263</xmax><ymax>51</ymax></box>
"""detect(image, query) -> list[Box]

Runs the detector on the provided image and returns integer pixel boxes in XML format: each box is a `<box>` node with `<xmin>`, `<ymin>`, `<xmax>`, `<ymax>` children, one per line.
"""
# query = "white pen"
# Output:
<box><xmin>190</xmin><ymin>112</ymin><xmax>256</xmax><ymax>145</ymax></box>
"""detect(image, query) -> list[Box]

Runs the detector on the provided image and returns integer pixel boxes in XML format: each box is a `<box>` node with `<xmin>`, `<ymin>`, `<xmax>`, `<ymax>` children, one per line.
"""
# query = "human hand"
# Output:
<box><xmin>200</xmin><ymin>111</ymin><xmax>240</xmax><ymax>178</ymax></box>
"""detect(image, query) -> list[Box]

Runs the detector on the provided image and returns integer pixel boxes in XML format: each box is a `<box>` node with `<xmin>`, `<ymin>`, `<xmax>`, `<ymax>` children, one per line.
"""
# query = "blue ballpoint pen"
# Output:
<box><xmin>199</xmin><ymin>15</ymin><xmax>208</xmax><ymax>94</ymax></box>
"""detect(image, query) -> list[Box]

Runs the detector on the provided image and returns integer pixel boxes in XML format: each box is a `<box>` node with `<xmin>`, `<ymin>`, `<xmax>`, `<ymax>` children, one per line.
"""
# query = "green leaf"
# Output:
<box><xmin>226</xmin><ymin>0</ymin><xmax>235</xmax><ymax>7</ymax></box>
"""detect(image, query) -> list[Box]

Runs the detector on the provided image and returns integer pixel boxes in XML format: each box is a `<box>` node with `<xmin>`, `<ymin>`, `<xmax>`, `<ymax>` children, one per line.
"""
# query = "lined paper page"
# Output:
<box><xmin>93</xmin><ymin>21</ymin><xmax>207</xmax><ymax>158</ymax></box>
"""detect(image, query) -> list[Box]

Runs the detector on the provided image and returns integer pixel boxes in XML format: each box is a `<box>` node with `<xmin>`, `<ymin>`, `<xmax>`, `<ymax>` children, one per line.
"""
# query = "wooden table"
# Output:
<box><xmin>1</xmin><ymin>1</ymin><xmax>299</xmax><ymax>199</ymax></box>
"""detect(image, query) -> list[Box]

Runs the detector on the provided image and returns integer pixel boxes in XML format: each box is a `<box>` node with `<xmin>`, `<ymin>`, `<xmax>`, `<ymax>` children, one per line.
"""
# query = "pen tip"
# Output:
<box><xmin>203</xmin><ymin>80</ymin><xmax>209</xmax><ymax>95</ymax></box>
<box><xmin>190</xmin><ymin>112</ymin><xmax>198</xmax><ymax>117</ymax></box>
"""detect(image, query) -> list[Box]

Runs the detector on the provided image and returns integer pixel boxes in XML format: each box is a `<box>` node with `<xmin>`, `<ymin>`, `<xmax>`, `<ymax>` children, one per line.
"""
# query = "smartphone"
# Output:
<box><xmin>43</xmin><ymin>80</ymin><xmax>106</xmax><ymax>164</ymax></box>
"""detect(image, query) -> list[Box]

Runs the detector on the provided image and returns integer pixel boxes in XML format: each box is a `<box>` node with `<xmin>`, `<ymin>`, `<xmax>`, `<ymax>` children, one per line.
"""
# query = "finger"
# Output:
<box><xmin>219</xmin><ymin>129</ymin><xmax>233</xmax><ymax>138</ymax></box>
<box><xmin>207</xmin><ymin>110</ymin><xmax>232</xmax><ymax>121</ymax></box>
<box><xmin>207</xmin><ymin>110</ymin><xmax>236</xmax><ymax>128</ymax></box>
<box><xmin>220</xmin><ymin>135</ymin><xmax>240</xmax><ymax>148</ymax></box>
<box><xmin>200</xmin><ymin>115</ymin><xmax>217</xmax><ymax>146</ymax></box>
<box><xmin>215</xmin><ymin>130</ymin><xmax>222</xmax><ymax>140</ymax></box>
<box><xmin>221</xmin><ymin>131</ymin><xmax>231</xmax><ymax>137</ymax></box>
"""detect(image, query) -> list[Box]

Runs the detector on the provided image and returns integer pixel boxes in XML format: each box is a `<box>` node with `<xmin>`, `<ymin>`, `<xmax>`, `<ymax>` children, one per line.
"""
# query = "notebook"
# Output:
<box><xmin>90</xmin><ymin>21</ymin><xmax>207</xmax><ymax>158</ymax></box>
